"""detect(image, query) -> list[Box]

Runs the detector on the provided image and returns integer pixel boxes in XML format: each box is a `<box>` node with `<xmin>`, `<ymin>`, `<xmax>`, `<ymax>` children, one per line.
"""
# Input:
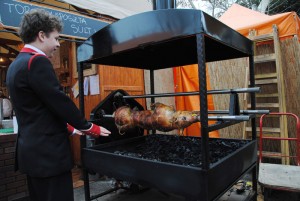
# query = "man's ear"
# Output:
<box><xmin>37</xmin><ymin>31</ymin><xmax>45</xmax><ymax>42</ymax></box>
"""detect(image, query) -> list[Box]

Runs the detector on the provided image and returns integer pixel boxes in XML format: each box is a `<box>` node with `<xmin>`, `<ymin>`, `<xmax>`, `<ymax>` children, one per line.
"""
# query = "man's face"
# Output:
<box><xmin>42</xmin><ymin>30</ymin><xmax>60</xmax><ymax>58</ymax></box>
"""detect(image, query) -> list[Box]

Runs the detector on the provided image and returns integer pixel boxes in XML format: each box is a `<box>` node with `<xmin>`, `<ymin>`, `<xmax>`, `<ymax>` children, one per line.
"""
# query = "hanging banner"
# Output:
<box><xmin>0</xmin><ymin>0</ymin><xmax>109</xmax><ymax>39</ymax></box>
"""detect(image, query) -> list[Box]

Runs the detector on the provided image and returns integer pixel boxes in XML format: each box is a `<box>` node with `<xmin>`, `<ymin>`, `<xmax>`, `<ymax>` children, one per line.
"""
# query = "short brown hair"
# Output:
<box><xmin>18</xmin><ymin>9</ymin><xmax>63</xmax><ymax>43</ymax></box>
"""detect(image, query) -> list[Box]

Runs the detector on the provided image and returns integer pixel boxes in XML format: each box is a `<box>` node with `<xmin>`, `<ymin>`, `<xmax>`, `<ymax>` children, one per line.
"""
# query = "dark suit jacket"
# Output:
<box><xmin>6</xmin><ymin>47</ymin><xmax>91</xmax><ymax>177</ymax></box>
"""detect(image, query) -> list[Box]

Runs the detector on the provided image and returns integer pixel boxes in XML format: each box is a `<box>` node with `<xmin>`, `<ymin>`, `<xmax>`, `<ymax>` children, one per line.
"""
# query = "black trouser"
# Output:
<box><xmin>27</xmin><ymin>171</ymin><xmax>74</xmax><ymax>201</ymax></box>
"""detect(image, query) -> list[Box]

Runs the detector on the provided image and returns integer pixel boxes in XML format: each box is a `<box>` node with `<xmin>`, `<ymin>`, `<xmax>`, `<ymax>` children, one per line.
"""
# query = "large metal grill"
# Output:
<box><xmin>76</xmin><ymin>5</ymin><xmax>260</xmax><ymax>201</ymax></box>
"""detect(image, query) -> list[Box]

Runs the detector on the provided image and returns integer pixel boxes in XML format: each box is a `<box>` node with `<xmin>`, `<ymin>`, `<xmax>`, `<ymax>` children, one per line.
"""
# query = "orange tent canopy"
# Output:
<box><xmin>219</xmin><ymin>4</ymin><xmax>300</xmax><ymax>39</ymax></box>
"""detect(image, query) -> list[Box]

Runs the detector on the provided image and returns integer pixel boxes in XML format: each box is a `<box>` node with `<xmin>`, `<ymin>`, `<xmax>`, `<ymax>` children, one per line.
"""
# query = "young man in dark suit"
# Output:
<box><xmin>6</xmin><ymin>9</ymin><xmax>111</xmax><ymax>201</ymax></box>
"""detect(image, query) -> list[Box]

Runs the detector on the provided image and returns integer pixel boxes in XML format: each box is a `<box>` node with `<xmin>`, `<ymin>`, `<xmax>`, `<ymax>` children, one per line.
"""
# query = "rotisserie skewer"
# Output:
<box><xmin>112</xmin><ymin>102</ymin><xmax>254</xmax><ymax>135</ymax></box>
<box><xmin>113</xmin><ymin>102</ymin><xmax>200</xmax><ymax>135</ymax></box>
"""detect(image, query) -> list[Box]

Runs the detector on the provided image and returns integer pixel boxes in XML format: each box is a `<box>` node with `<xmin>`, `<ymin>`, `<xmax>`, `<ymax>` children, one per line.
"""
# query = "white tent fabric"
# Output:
<box><xmin>62</xmin><ymin>0</ymin><xmax>152</xmax><ymax>19</ymax></box>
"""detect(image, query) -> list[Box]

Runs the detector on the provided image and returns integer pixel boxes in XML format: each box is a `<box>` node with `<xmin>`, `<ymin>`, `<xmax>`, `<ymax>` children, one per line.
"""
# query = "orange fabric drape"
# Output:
<box><xmin>219</xmin><ymin>4</ymin><xmax>300</xmax><ymax>40</ymax></box>
<box><xmin>173</xmin><ymin>65</ymin><xmax>219</xmax><ymax>138</ymax></box>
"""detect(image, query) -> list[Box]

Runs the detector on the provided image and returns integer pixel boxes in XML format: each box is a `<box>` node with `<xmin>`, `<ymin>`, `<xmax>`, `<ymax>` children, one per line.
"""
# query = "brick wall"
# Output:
<box><xmin>0</xmin><ymin>134</ymin><xmax>28</xmax><ymax>201</ymax></box>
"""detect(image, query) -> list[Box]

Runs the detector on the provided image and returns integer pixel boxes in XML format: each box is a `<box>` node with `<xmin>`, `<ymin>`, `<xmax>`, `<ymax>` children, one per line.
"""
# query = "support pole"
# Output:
<box><xmin>78</xmin><ymin>62</ymin><xmax>91</xmax><ymax>201</ymax></box>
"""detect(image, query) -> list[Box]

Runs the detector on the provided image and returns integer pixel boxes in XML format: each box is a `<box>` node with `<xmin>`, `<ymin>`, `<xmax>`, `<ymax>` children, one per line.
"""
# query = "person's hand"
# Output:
<box><xmin>81</xmin><ymin>123</ymin><xmax>111</xmax><ymax>138</ymax></box>
<box><xmin>67</xmin><ymin>124</ymin><xmax>84</xmax><ymax>135</ymax></box>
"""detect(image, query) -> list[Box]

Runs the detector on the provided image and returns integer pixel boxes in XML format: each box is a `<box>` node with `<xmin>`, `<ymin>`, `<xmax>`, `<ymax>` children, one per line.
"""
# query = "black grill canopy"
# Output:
<box><xmin>77</xmin><ymin>9</ymin><xmax>253</xmax><ymax>69</ymax></box>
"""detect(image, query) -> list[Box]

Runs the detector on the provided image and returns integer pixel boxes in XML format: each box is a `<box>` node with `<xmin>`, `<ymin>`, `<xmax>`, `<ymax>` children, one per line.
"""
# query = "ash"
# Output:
<box><xmin>114</xmin><ymin>134</ymin><xmax>249</xmax><ymax>167</ymax></box>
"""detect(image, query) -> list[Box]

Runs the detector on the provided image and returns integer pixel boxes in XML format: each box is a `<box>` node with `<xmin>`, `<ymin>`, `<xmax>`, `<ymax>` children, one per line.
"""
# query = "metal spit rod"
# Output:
<box><xmin>101</xmin><ymin>109</ymin><xmax>268</xmax><ymax>118</ymax></box>
<box><xmin>102</xmin><ymin>114</ymin><xmax>250</xmax><ymax>121</ymax></box>
<box><xmin>209</xmin><ymin>110</ymin><xmax>269</xmax><ymax>114</ymax></box>
<box><xmin>121</xmin><ymin>87</ymin><xmax>260</xmax><ymax>99</ymax></box>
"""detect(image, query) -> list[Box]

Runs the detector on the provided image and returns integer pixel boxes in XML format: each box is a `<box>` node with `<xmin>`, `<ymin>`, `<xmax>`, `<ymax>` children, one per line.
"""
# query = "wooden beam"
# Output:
<box><xmin>1</xmin><ymin>44</ymin><xmax>19</xmax><ymax>55</ymax></box>
<box><xmin>0</xmin><ymin>38</ymin><xmax>22</xmax><ymax>46</ymax></box>
<box><xmin>0</xmin><ymin>53</ymin><xmax>17</xmax><ymax>58</ymax></box>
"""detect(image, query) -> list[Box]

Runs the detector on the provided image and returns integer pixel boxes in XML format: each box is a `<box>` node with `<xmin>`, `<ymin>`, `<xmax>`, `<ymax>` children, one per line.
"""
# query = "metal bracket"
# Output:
<box><xmin>229</xmin><ymin>93</ymin><xmax>240</xmax><ymax>116</ymax></box>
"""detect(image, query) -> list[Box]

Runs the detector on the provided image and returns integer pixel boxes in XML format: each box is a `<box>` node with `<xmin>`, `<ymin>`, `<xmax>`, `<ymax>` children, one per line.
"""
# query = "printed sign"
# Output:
<box><xmin>0</xmin><ymin>0</ymin><xmax>109</xmax><ymax>39</ymax></box>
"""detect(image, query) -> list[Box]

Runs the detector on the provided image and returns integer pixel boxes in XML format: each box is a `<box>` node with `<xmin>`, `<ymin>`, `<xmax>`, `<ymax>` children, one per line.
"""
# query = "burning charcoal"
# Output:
<box><xmin>113</xmin><ymin>135</ymin><xmax>249</xmax><ymax>167</ymax></box>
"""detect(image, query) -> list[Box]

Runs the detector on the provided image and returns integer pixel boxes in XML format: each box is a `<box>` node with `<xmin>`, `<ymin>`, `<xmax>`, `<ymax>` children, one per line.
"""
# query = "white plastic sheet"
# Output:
<box><xmin>62</xmin><ymin>0</ymin><xmax>152</xmax><ymax>19</ymax></box>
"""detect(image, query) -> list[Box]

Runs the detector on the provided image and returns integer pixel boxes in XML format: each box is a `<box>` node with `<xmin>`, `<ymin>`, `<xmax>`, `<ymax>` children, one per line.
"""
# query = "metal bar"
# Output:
<box><xmin>102</xmin><ymin>115</ymin><xmax>114</xmax><ymax>118</ymax></box>
<box><xmin>210</xmin><ymin>115</ymin><xmax>250</xmax><ymax>121</ymax></box>
<box><xmin>99</xmin><ymin>114</ymin><xmax>250</xmax><ymax>121</ymax></box>
<box><xmin>208</xmin><ymin>110</ymin><xmax>269</xmax><ymax>114</ymax></box>
<box><xmin>78</xmin><ymin>62</ymin><xmax>85</xmax><ymax>121</ymax></box>
<box><xmin>196</xmin><ymin>34</ymin><xmax>210</xmax><ymax>175</ymax></box>
<box><xmin>208</xmin><ymin>114</ymin><xmax>255</xmax><ymax>131</ymax></box>
<box><xmin>252</xmin><ymin>164</ymin><xmax>258</xmax><ymax>200</ymax></box>
<box><xmin>249</xmin><ymin>53</ymin><xmax>258</xmax><ymax>196</ymax></box>
<box><xmin>150</xmin><ymin>70</ymin><xmax>155</xmax><ymax>104</ymax></box>
<box><xmin>229</xmin><ymin>93</ymin><xmax>240</xmax><ymax>115</ymax></box>
<box><xmin>78</xmin><ymin>62</ymin><xmax>90</xmax><ymax>201</ymax></box>
<box><xmin>208</xmin><ymin>87</ymin><xmax>260</xmax><ymax>94</ymax></box>
<box><xmin>101</xmin><ymin>110</ymin><xmax>268</xmax><ymax>118</ymax></box>
<box><xmin>208</xmin><ymin>121</ymin><xmax>245</xmax><ymax>132</ymax></box>
<box><xmin>82</xmin><ymin>169</ymin><xmax>90</xmax><ymax>201</ymax></box>
<box><xmin>150</xmin><ymin>70</ymin><xmax>156</xmax><ymax>134</ymax></box>
<box><xmin>249</xmin><ymin>55</ymin><xmax>256</xmax><ymax>141</ymax></box>
<box><xmin>251</xmin><ymin>164</ymin><xmax>258</xmax><ymax>201</ymax></box>
<box><xmin>121</xmin><ymin>87</ymin><xmax>260</xmax><ymax>99</ymax></box>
